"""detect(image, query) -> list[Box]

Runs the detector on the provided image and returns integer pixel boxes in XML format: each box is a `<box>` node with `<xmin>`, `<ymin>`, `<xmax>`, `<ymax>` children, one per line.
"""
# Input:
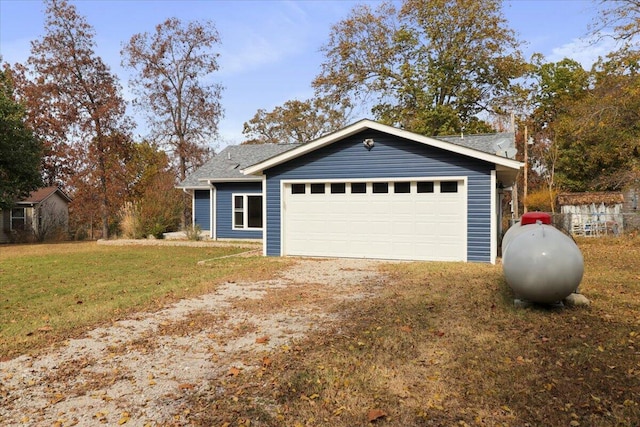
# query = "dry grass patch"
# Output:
<box><xmin>188</xmin><ymin>238</ymin><xmax>640</xmax><ymax>427</ymax></box>
<box><xmin>230</xmin><ymin>282</ymin><xmax>341</xmax><ymax>316</ymax></box>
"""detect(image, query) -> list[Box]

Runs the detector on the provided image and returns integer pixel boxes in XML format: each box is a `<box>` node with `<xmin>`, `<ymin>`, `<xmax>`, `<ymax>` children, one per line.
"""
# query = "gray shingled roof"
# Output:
<box><xmin>436</xmin><ymin>132</ymin><xmax>517</xmax><ymax>158</ymax></box>
<box><xmin>178</xmin><ymin>144</ymin><xmax>300</xmax><ymax>188</ymax></box>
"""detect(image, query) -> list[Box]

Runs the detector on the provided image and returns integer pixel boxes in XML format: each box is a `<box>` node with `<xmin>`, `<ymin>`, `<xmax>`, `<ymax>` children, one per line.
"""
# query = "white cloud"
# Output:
<box><xmin>548</xmin><ymin>34</ymin><xmax>620</xmax><ymax>69</ymax></box>
<box><xmin>219</xmin><ymin>33</ymin><xmax>294</xmax><ymax>75</ymax></box>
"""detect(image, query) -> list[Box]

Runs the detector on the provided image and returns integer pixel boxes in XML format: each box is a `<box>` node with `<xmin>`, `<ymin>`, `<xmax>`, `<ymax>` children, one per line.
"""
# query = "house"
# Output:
<box><xmin>179</xmin><ymin>120</ymin><xmax>522</xmax><ymax>263</ymax></box>
<box><xmin>557</xmin><ymin>192</ymin><xmax>625</xmax><ymax>236</ymax></box>
<box><xmin>0</xmin><ymin>186</ymin><xmax>72</xmax><ymax>243</ymax></box>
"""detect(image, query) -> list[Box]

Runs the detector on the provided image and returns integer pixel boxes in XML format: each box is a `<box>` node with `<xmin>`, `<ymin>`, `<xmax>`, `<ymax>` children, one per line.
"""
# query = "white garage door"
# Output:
<box><xmin>282</xmin><ymin>180</ymin><xmax>467</xmax><ymax>261</ymax></box>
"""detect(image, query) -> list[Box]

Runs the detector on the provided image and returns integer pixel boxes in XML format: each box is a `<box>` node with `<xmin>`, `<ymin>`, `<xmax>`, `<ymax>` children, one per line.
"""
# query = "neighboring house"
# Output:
<box><xmin>0</xmin><ymin>186</ymin><xmax>72</xmax><ymax>243</ymax></box>
<box><xmin>179</xmin><ymin>119</ymin><xmax>522</xmax><ymax>263</ymax></box>
<box><xmin>557</xmin><ymin>192</ymin><xmax>624</xmax><ymax>236</ymax></box>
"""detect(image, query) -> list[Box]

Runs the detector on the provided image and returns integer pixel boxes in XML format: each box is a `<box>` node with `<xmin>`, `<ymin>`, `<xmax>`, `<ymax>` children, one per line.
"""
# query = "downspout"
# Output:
<box><xmin>490</xmin><ymin>170</ymin><xmax>497</xmax><ymax>265</ymax></box>
<box><xmin>261</xmin><ymin>175</ymin><xmax>267</xmax><ymax>256</ymax></box>
<box><xmin>210</xmin><ymin>183</ymin><xmax>217</xmax><ymax>240</ymax></box>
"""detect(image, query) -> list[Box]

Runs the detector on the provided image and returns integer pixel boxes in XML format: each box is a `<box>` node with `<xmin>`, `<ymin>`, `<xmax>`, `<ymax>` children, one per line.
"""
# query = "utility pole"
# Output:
<box><xmin>524</xmin><ymin>126</ymin><xmax>528</xmax><ymax>214</ymax></box>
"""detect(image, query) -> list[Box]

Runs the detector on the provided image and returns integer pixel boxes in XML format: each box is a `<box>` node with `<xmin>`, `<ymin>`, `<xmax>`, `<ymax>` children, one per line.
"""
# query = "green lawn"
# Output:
<box><xmin>0</xmin><ymin>242</ymin><xmax>288</xmax><ymax>358</ymax></box>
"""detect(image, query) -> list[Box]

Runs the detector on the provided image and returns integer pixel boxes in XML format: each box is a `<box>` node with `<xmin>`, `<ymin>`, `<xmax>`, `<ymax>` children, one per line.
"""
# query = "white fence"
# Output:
<box><xmin>550</xmin><ymin>212</ymin><xmax>640</xmax><ymax>236</ymax></box>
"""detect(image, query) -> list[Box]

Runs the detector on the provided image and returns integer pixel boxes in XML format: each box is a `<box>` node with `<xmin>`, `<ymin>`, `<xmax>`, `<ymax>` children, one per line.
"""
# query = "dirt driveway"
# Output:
<box><xmin>0</xmin><ymin>257</ymin><xmax>387</xmax><ymax>426</ymax></box>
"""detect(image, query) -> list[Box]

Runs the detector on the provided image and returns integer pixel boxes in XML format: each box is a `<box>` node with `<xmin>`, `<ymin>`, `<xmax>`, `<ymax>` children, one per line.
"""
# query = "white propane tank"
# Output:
<box><xmin>502</xmin><ymin>213</ymin><xmax>584</xmax><ymax>304</ymax></box>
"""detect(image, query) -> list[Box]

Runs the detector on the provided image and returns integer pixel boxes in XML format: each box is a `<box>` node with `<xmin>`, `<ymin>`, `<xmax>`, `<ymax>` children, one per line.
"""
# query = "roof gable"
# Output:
<box><xmin>17</xmin><ymin>186</ymin><xmax>72</xmax><ymax>205</ymax></box>
<box><xmin>243</xmin><ymin>119</ymin><xmax>522</xmax><ymax>175</ymax></box>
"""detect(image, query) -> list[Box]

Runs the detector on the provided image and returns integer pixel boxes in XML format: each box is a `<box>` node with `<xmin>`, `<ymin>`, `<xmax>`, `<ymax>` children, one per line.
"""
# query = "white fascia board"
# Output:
<box><xmin>243</xmin><ymin>119</ymin><xmax>523</xmax><ymax>175</ymax></box>
<box><xmin>177</xmin><ymin>184</ymin><xmax>210</xmax><ymax>190</ymax></box>
<box><xmin>198</xmin><ymin>177</ymin><xmax>263</xmax><ymax>183</ymax></box>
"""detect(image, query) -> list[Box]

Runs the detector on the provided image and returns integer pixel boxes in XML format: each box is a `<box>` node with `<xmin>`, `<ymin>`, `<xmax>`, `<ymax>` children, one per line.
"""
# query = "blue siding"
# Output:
<box><xmin>264</xmin><ymin>130</ymin><xmax>495</xmax><ymax>262</ymax></box>
<box><xmin>193</xmin><ymin>190</ymin><xmax>210</xmax><ymax>231</ymax></box>
<box><xmin>215</xmin><ymin>182</ymin><xmax>263</xmax><ymax>239</ymax></box>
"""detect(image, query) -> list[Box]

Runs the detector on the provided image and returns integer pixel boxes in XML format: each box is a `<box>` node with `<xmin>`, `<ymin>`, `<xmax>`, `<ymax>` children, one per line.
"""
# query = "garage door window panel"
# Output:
<box><xmin>350</xmin><ymin>182</ymin><xmax>366</xmax><ymax>194</ymax></box>
<box><xmin>291</xmin><ymin>184</ymin><xmax>306</xmax><ymax>194</ymax></box>
<box><xmin>394</xmin><ymin>182</ymin><xmax>410</xmax><ymax>193</ymax></box>
<box><xmin>310</xmin><ymin>183</ymin><xmax>325</xmax><ymax>194</ymax></box>
<box><xmin>417</xmin><ymin>181</ymin><xmax>434</xmax><ymax>193</ymax></box>
<box><xmin>331</xmin><ymin>183</ymin><xmax>346</xmax><ymax>194</ymax></box>
<box><xmin>440</xmin><ymin>181</ymin><xmax>459</xmax><ymax>193</ymax></box>
<box><xmin>372</xmin><ymin>182</ymin><xmax>389</xmax><ymax>193</ymax></box>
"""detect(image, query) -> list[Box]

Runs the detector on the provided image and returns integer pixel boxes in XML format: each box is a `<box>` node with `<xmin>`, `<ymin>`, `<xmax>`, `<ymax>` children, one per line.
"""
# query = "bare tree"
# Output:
<box><xmin>121</xmin><ymin>18</ymin><xmax>224</xmax><ymax>182</ymax></box>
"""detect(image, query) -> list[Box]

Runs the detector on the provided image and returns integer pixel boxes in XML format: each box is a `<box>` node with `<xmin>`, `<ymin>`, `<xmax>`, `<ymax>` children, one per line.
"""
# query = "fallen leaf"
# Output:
<box><xmin>255</xmin><ymin>336</ymin><xmax>270</xmax><ymax>344</ymax></box>
<box><xmin>368</xmin><ymin>409</ymin><xmax>387</xmax><ymax>422</ymax></box>
<box><xmin>118</xmin><ymin>412</ymin><xmax>130</xmax><ymax>425</ymax></box>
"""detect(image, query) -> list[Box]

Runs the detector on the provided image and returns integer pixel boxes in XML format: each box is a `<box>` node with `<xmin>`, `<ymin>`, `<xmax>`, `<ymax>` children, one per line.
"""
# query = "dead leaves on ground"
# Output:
<box><xmin>367</xmin><ymin>408</ymin><xmax>387</xmax><ymax>422</ymax></box>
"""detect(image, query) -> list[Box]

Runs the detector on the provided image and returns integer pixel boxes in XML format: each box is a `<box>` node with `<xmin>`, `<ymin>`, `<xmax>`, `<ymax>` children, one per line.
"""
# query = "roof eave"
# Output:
<box><xmin>202</xmin><ymin>177</ymin><xmax>263</xmax><ymax>183</ymax></box>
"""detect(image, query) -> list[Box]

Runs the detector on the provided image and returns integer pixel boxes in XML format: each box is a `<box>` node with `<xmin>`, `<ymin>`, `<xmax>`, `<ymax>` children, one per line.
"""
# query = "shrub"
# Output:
<box><xmin>526</xmin><ymin>188</ymin><xmax>559</xmax><ymax>212</ymax></box>
<box><xmin>184</xmin><ymin>224</ymin><xmax>202</xmax><ymax>241</ymax></box>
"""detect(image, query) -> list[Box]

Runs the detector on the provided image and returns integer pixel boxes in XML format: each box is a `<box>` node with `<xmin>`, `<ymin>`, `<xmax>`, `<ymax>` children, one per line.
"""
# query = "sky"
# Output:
<box><xmin>0</xmin><ymin>0</ymin><xmax>621</xmax><ymax>150</ymax></box>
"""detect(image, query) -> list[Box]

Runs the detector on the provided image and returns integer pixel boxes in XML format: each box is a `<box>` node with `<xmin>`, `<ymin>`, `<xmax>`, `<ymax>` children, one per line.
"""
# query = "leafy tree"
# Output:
<box><xmin>313</xmin><ymin>0</ymin><xmax>527</xmax><ymax>136</ymax></box>
<box><xmin>525</xmin><ymin>56</ymin><xmax>590</xmax><ymax>200</ymax></box>
<box><xmin>121</xmin><ymin>17</ymin><xmax>223</xmax><ymax>182</ymax></box>
<box><xmin>119</xmin><ymin>141</ymin><xmax>183</xmax><ymax>238</ymax></box>
<box><xmin>0</xmin><ymin>67</ymin><xmax>42</xmax><ymax>209</ymax></box>
<box><xmin>25</xmin><ymin>0</ymin><xmax>133</xmax><ymax>239</ymax></box>
<box><xmin>554</xmin><ymin>48</ymin><xmax>640</xmax><ymax>191</ymax></box>
<box><xmin>242</xmin><ymin>98</ymin><xmax>347</xmax><ymax>144</ymax></box>
<box><xmin>8</xmin><ymin>62</ymin><xmax>72</xmax><ymax>187</ymax></box>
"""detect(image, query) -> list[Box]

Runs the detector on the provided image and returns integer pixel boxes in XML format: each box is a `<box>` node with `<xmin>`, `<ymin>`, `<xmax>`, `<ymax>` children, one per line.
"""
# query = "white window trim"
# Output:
<box><xmin>232</xmin><ymin>193</ymin><xmax>264</xmax><ymax>230</ymax></box>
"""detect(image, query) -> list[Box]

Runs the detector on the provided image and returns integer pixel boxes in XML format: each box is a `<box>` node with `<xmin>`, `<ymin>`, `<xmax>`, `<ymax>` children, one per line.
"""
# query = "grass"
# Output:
<box><xmin>185</xmin><ymin>237</ymin><xmax>640</xmax><ymax>427</ymax></box>
<box><xmin>0</xmin><ymin>241</ymin><xmax>289</xmax><ymax>359</ymax></box>
<box><xmin>1</xmin><ymin>238</ymin><xmax>639</xmax><ymax>426</ymax></box>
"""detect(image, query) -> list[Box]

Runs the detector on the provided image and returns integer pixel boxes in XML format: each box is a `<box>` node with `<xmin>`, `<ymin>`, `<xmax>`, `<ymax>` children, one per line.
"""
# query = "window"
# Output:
<box><xmin>350</xmin><ymin>182</ymin><xmax>366</xmax><ymax>194</ymax></box>
<box><xmin>372</xmin><ymin>182</ymin><xmax>389</xmax><ymax>193</ymax></box>
<box><xmin>417</xmin><ymin>181</ymin><xmax>434</xmax><ymax>193</ymax></box>
<box><xmin>233</xmin><ymin>194</ymin><xmax>263</xmax><ymax>229</ymax></box>
<box><xmin>291</xmin><ymin>184</ymin><xmax>305</xmax><ymax>194</ymax></box>
<box><xmin>394</xmin><ymin>182</ymin><xmax>410</xmax><ymax>193</ymax></box>
<box><xmin>330</xmin><ymin>183</ymin><xmax>346</xmax><ymax>194</ymax></box>
<box><xmin>440</xmin><ymin>181</ymin><xmax>459</xmax><ymax>193</ymax></box>
<box><xmin>310</xmin><ymin>183</ymin><xmax>325</xmax><ymax>194</ymax></box>
<box><xmin>10</xmin><ymin>208</ymin><xmax>26</xmax><ymax>230</ymax></box>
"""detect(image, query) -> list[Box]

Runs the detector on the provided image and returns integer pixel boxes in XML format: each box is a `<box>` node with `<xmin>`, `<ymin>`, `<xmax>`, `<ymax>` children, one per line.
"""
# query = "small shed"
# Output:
<box><xmin>557</xmin><ymin>192</ymin><xmax>624</xmax><ymax>236</ymax></box>
<box><xmin>0</xmin><ymin>186</ymin><xmax>72</xmax><ymax>243</ymax></box>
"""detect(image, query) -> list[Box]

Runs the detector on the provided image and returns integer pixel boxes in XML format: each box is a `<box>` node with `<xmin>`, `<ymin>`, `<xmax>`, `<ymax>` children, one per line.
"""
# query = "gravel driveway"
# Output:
<box><xmin>0</xmin><ymin>257</ymin><xmax>387</xmax><ymax>426</ymax></box>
